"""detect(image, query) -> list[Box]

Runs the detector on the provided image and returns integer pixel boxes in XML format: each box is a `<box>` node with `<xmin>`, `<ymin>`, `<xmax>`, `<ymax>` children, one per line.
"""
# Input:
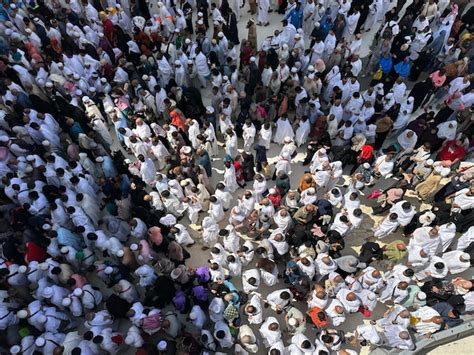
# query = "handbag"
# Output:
<box><xmin>373</xmin><ymin>68</ymin><xmax>383</xmax><ymax>80</ymax></box>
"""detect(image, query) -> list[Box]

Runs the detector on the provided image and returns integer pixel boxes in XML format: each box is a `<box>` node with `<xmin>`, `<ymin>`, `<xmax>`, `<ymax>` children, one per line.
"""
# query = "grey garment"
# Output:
<box><xmin>335</xmin><ymin>255</ymin><xmax>365</xmax><ymax>273</ymax></box>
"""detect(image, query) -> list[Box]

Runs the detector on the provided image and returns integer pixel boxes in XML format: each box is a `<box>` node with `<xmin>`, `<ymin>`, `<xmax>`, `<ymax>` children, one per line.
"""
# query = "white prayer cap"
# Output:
<box><xmin>416</xmin><ymin>291</ymin><xmax>426</xmax><ymax>300</ymax></box>
<box><xmin>89</xmin><ymin>87</ymin><xmax>96</xmax><ymax>93</ymax></box>
<box><xmin>57</xmin><ymin>62</ymin><xmax>64</xmax><ymax>68</ymax></box>
<box><xmin>461</xmin><ymin>253</ymin><xmax>470</xmax><ymax>261</ymax></box>
<box><xmin>269</xmin><ymin>188</ymin><xmax>276</xmax><ymax>194</ymax></box>
<box><xmin>96</xmin><ymin>156</ymin><xmax>104</xmax><ymax>163</ymax></box>
<box><xmin>45</xmin><ymin>81</ymin><xmax>54</xmax><ymax>88</ymax></box>
<box><xmin>98</xmin><ymin>32</ymin><xmax>104</xmax><ymax>38</ymax></box>
<box><xmin>0</xmin><ymin>135</ymin><xmax>9</xmax><ymax>142</ymax></box>
<box><xmin>142</xmin><ymin>75</ymin><xmax>149</xmax><ymax>81</ymax></box>
<box><xmin>24</xmin><ymin>165</ymin><xmax>33</xmax><ymax>173</ymax></box>
<box><xmin>74</xmin><ymin>89</ymin><xmax>82</xmax><ymax>96</ymax></box>
<box><xmin>159</xmin><ymin>214</ymin><xmax>176</xmax><ymax>226</ymax></box>
<box><xmin>425</xmin><ymin>159</ymin><xmax>434</xmax><ymax>166</ymax></box>
<box><xmin>18</xmin><ymin>265</ymin><xmax>27</xmax><ymax>273</ymax></box>
<box><xmin>197</xmin><ymin>20</ymin><xmax>203</xmax><ymax>25</ymax></box>
<box><xmin>185</xmin><ymin>38</ymin><xmax>191</xmax><ymax>44</ymax></box>
<box><xmin>171</xmin><ymin>267</ymin><xmax>183</xmax><ymax>280</ymax></box>
<box><xmin>105</xmin><ymin>107</ymin><xmax>114</xmax><ymax>113</ymax></box>
<box><xmin>116</xmin><ymin>250</ymin><xmax>124</xmax><ymax>257</ymax></box>
<box><xmin>182</xmin><ymin>146</ymin><xmax>192</xmax><ymax>154</ymax></box>
<box><xmin>288</xmin><ymin>318</ymin><xmax>297</xmax><ymax>326</ymax></box>
<box><xmin>43</xmin><ymin>287</ymin><xmax>53</xmax><ymax>298</ymax></box>
<box><xmin>174</xmin><ymin>60</ymin><xmax>181</xmax><ymax>65</ymax></box>
<box><xmin>189</xmin><ymin>311</ymin><xmax>197</xmax><ymax>320</ymax></box>
<box><xmin>73</xmin><ymin>73</ymin><xmax>80</xmax><ymax>80</ymax></box>
<box><xmin>38</xmin><ymin>263</ymin><xmax>49</xmax><ymax>271</ymax></box>
<box><xmin>363</xmin><ymin>163</ymin><xmax>370</xmax><ymax>169</ymax></box>
<box><xmin>197</xmin><ymin>11</ymin><xmax>203</xmax><ymax>17</ymax></box>
<box><xmin>101</xmin><ymin>77</ymin><xmax>107</xmax><ymax>83</ymax></box>
<box><xmin>291</xmin><ymin>67</ymin><xmax>298</xmax><ymax>73</ymax></box>
<box><xmin>17</xmin><ymin>310</ymin><xmax>28</xmax><ymax>319</ymax></box>
<box><xmin>218</xmin><ymin>31</ymin><xmax>224</xmax><ymax>38</ymax></box>
<box><xmin>308</xmin><ymin>187</ymin><xmax>316</xmax><ymax>194</ymax></box>
<box><xmin>319</xmin><ymin>148</ymin><xmax>327</xmax><ymax>154</ymax></box>
<box><xmin>73</xmin><ymin>288</ymin><xmax>83</xmax><ymax>297</ymax></box>
<box><xmin>26</xmin><ymin>155</ymin><xmax>35</xmax><ymax>162</ymax></box>
<box><xmin>10</xmin><ymin>346</ymin><xmax>21</xmax><ymax>354</ymax></box>
<box><xmin>10</xmin><ymin>4</ymin><xmax>17</xmax><ymax>9</ymax></box>
<box><xmin>66</xmin><ymin>23</ymin><xmax>74</xmax><ymax>29</ymax></box>
<box><xmin>130</xmin><ymin>243</ymin><xmax>139</xmax><ymax>251</ymax></box>
<box><xmin>157</xmin><ymin>340</ymin><xmax>167</xmax><ymax>350</ymax></box>
<box><xmin>62</xmin><ymin>297</ymin><xmax>72</xmax><ymax>307</ymax></box>
<box><xmin>4</xmin><ymin>29</ymin><xmax>12</xmax><ymax>36</ymax></box>
<box><xmin>104</xmin><ymin>266</ymin><xmax>114</xmax><ymax>274</ymax></box>
<box><xmin>222</xmin><ymin>75</ymin><xmax>229</xmax><ymax>81</ymax></box>
<box><xmin>60</xmin><ymin>246</ymin><xmax>69</xmax><ymax>254</ymax></box>
<box><xmin>250</xmin><ymin>56</ymin><xmax>256</xmax><ymax>62</ymax></box>
<box><xmin>82</xmin><ymin>96</ymin><xmax>91</xmax><ymax>103</ymax></box>
<box><xmin>206</xmin><ymin>106</ymin><xmax>215</xmax><ymax>114</ymax></box>
<box><xmin>307</xmin><ymin>65</ymin><xmax>315</xmax><ymax>72</ymax></box>
<box><xmin>294</xmin><ymin>33</ymin><xmax>301</xmax><ymax>39</ymax></box>
<box><xmin>284</xmin><ymin>136</ymin><xmax>293</xmax><ymax>143</ymax></box>
<box><xmin>35</xmin><ymin>337</ymin><xmax>46</xmax><ymax>347</ymax></box>
<box><xmin>157</xmin><ymin>1</ymin><xmax>164</xmax><ymax>6</ymax></box>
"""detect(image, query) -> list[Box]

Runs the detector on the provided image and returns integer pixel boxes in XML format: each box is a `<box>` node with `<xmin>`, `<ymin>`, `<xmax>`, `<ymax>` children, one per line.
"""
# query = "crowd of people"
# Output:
<box><xmin>0</xmin><ymin>0</ymin><xmax>473</xmax><ymax>354</ymax></box>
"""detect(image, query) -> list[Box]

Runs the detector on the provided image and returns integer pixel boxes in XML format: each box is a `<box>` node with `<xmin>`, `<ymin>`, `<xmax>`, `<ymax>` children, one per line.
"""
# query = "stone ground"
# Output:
<box><xmin>102</xmin><ymin>1</ymin><xmax>474</xmax><ymax>354</ymax></box>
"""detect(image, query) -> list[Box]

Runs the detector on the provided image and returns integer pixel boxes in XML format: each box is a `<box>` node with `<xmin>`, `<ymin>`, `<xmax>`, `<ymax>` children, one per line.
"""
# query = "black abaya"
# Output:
<box><xmin>409</xmin><ymin>80</ymin><xmax>433</xmax><ymax>112</ymax></box>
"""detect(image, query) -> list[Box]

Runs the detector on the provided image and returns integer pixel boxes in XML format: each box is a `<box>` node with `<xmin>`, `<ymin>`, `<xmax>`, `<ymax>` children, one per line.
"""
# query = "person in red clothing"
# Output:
<box><xmin>438</xmin><ymin>139</ymin><xmax>466</xmax><ymax>167</ymax></box>
<box><xmin>307</xmin><ymin>307</ymin><xmax>329</xmax><ymax>329</ymax></box>
<box><xmin>268</xmin><ymin>188</ymin><xmax>282</xmax><ymax>208</ymax></box>
<box><xmin>24</xmin><ymin>241</ymin><xmax>47</xmax><ymax>263</ymax></box>
<box><xmin>233</xmin><ymin>155</ymin><xmax>246</xmax><ymax>188</ymax></box>
<box><xmin>100</xmin><ymin>12</ymin><xmax>116</xmax><ymax>45</ymax></box>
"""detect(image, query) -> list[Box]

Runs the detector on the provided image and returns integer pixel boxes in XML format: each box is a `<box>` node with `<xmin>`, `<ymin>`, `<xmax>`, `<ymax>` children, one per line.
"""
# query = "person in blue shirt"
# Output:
<box><xmin>394</xmin><ymin>58</ymin><xmax>411</xmax><ymax>79</ymax></box>
<box><xmin>286</xmin><ymin>2</ymin><xmax>303</xmax><ymax>29</ymax></box>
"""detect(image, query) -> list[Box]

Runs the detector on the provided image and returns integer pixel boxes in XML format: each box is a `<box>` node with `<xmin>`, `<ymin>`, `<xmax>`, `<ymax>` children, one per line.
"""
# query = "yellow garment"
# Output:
<box><xmin>415</xmin><ymin>173</ymin><xmax>442</xmax><ymax>200</ymax></box>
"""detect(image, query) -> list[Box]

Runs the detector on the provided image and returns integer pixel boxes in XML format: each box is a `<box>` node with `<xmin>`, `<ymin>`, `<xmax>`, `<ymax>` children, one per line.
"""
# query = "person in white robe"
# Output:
<box><xmin>237</xmin><ymin>325</ymin><xmax>258</xmax><ymax>354</ymax></box>
<box><xmin>316</xmin><ymin>254</ymin><xmax>338</xmax><ymax>277</ymax></box>
<box><xmin>259</xmin><ymin>317</ymin><xmax>282</xmax><ymax>348</ymax></box>
<box><xmin>245</xmin><ymin>294</ymin><xmax>263</xmax><ymax>325</ymax></box>
<box><xmin>415</xmin><ymin>256</ymin><xmax>448</xmax><ymax>281</ymax></box>
<box><xmin>389</xmin><ymin>201</ymin><xmax>416</xmax><ymax>227</ymax></box>
<box><xmin>268</xmin><ymin>228</ymin><xmax>289</xmax><ymax>257</ymax></box>
<box><xmin>354</xmin><ymin>324</ymin><xmax>381</xmax><ymax>346</ymax></box>
<box><xmin>225</xmin><ymin>129</ymin><xmax>238</xmax><ymax>159</ymax></box>
<box><xmin>257</xmin><ymin>0</ymin><xmax>270</xmax><ymax>26</ymax></box>
<box><xmin>374</xmin><ymin>213</ymin><xmax>400</xmax><ymax>239</ymax></box>
<box><xmin>204</xmin><ymin>121</ymin><xmax>219</xmax><ymax>157</ymax></box>
<box><xmin>214</xmin><ymin>320</ymin><xmax>233</xmax><ymax>348</ymax></box>
<box><xmin>409</xmin><ymin>226</ymin><xmax>441</xmax><ymax>257</ymax></box>
<box><xmin>242</xmin><ymin>269</ymin><xmax>261</xmax><ymax>294</ymax></box>
<box><xmin>442</xmin><ymin>251</ymin><xmax>471</xmax><ymax>274</ymax></box>
<box><xmin>189</xmin><ymin>305</ymin><xmax>207</xmax><ymax>330</ymax></box>
<box><xmin>194</xmin><ymin>49</ymin><xmax>211</xmax><ymax>88</ymax></box>
<box><xmin>138</xmin><ymin>155</ymin><xmax>156</xmax><ymax>185</ymax></box>
<box><xmin>457</xmin><ymin>226</ymin><xmax>474</xmax><ymax>251</ymax></box>
<box><xmin>223</xmin><ymin>225</ymin><xmax>240</xmax><ymax>253</ymax></box>
<box><xmin>379</xmin><ymin>279</ymin><xmax>409</xmax><ymax>304</ymax></box>
<box><xmin>215</xmin><ymin>184</ymin><xmax>233</xmax><ymax>210</ymax></box>
<box><xmin>273</xmin><ymin>117</ymin><xmax>295</xmax><ymax>145</ymax></box>
<box><xmin>374</xmin><ymin>154</ymin><xmax>394</xmax><ymax>178</ymax></box>
<box><xmin>343</xmin><ymin>10</ymin><xmax>360</xmax><ymax>40</ymax></box>
<box><xmin>336</xmin><ymin>289</ymin><xmax>361</xmax><ymax>313</ymax></box>
<box><xmin>171</xmin><ymin>224</ymin><xmax>195</xmax><ymax>246</ymax></box>
<box><xmin>410</xmin><ymin>306</ymin><xmax>443</xmax><ymax>336</ymax></box>
<box><xmin>201</xmin><ymin>216</ymin><xmax>220</xmax><ymax>248</ymax></box>
<box><xmin>242</xmin><ymin>120</ymin><xmax>256</xmax><ymax>152</ymax></box>
<box><xmin>438</xmin><ymin>222</ymin><xmax>457</xmax><ymax>252</ymax></box>
<box><xmin>186</xmin><ymin>119</ymin><xmax>201</xmax><ymax>150</ymax></box>
<box><xmin>452</xmin><ymin>187</ymin><xmax>474</xmax><ymax>213</ymax></box>
<box><xmin>295</xmin><ymin>116</ymin><xmax>311</xmax><ymax>147</ymax></box>
<box><xmin>273</xmin><ymin>208</ymin><xmax>293</xmax><ymax>232</ymax></box>
<box><xmin>382</xmin><ymin>325</ymin><xmax>415</xmax><ymax>350</ymax></box>
<box><xmin>258</xmin><ymin>123</ymin><xmax>272</xmax><ymax>150</ymax></box>
<box><xmin>223</xmin><ymin>162</ymin><xmax>238</xmax><ymax>193</ymax></box>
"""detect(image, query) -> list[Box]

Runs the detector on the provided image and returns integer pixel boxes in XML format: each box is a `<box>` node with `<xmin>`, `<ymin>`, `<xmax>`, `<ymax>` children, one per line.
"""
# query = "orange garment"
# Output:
<box><xmin>298</xmin><ymin>173</ymin><xmax>316</xmax><ymax>192</ymax></box>
<box><xmin>170</xmin><ymin>110</ymin><xmax>186</xmax><ymax>131</ymax></box>
<box><xmin>307</xmin><ymin>307</ymin><xmax>329</xmax><ymax>329</ymax></box>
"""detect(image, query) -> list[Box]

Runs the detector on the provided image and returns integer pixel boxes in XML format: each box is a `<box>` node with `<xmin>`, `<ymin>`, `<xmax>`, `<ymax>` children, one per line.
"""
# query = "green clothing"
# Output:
<box><xmin>383</xmin><ymin>240</ymin><xmax>407</xmax><ymax>261</ymax></box>
<box><xmin>286</xmin><ymin>306</ymin><xmax>306</xmax><ymax>334</ymax></box>
<box><xmin>400</xmin><ymin>285</ymin><xmax>426</xmax><ymax>309</ymax></box>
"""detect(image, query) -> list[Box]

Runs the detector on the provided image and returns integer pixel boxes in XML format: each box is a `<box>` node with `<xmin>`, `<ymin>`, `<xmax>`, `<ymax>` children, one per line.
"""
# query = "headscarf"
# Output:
<box><xmin>397</xmin><ymin>130</ymin><xmax>418</xmax><ymax>150</ymax></box>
